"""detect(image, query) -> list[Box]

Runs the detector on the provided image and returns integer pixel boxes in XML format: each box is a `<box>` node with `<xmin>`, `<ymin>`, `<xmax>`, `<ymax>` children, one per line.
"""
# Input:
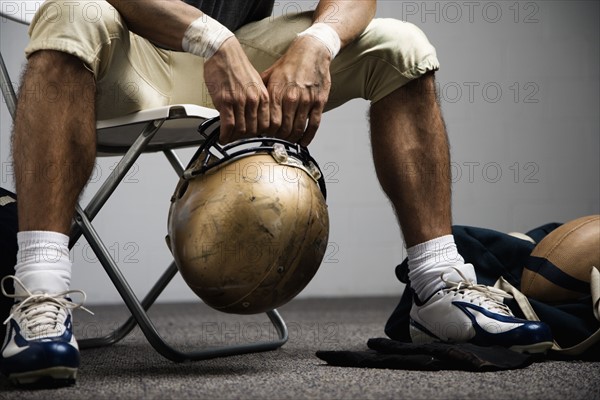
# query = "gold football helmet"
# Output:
<box><xmin>167</xmin><ymin>118</ymin><xmax>329</xmax><ymax>314</ymax></box>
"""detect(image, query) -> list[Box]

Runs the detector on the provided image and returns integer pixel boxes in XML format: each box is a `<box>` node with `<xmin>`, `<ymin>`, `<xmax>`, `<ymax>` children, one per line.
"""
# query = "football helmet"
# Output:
<box><xmin>167</xmin><ymin>118</ymin><xmax>329</xmax><ymax>314</ymax></box>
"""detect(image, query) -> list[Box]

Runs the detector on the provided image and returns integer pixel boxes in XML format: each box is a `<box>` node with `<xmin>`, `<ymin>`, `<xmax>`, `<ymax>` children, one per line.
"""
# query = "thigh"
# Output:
<box><xmin>26</xmin><ymin>4</ymin><xmax>439</xmax><ymax>119</ymax></box>
<box><xmin>25</xmin><ymin>1</ymin><xmax>191</xmax><ymax>120</ymax></box>
<box><xmin>328</xmin><ymin>18</ymin><xmax>440</xmax><ymax>109</ymax></box>
<box><xmin>234</xmin><ymin>12</ymin><xmax>440</xmax><ymax>110</ymax></box>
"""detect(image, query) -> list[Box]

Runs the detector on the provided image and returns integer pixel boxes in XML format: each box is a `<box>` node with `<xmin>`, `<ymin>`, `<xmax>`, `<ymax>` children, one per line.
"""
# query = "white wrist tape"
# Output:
<box><xmin>182</xmin><ymin>15</ymin><xmax>234</xmax><ymax>60</ymax></box>
<box><xmin>297</xmin><ymin>22</ymin><xmax>341</xmax><ymax>59</ymax></box>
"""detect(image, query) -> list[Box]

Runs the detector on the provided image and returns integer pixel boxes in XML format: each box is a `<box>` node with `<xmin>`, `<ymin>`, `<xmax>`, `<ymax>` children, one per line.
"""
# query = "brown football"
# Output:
<box><xmin>521</xmin><ymin>215</ymin><xmax>599</xmax><ymax>303</ymax></box>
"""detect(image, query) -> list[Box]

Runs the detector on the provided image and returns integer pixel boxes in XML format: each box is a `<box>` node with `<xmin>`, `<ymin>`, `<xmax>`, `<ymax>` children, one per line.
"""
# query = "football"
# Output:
<box><xmin>521</xmin><ymin>215</ymin><xmax>600</xmax><ymax>303</ymax></box>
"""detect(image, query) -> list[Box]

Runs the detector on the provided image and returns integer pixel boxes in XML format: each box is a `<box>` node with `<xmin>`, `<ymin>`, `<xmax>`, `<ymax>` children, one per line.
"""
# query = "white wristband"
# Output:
<box><xmin>182</xmin><ymin>15</ymin><xmax>234</xmax><ymax>60</ymax></box>
<box><xmin>297</xmin><ymin>22</ymin><xmax>342</xmax><ymax>59</ymax></box>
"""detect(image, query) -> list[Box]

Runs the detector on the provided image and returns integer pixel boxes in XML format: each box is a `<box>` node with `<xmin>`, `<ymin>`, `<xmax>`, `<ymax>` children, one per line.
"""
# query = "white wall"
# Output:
<box><xmin>1</xmin><ymin>1</ymin><xmax>598</xmax><ymax>304</ymax></box>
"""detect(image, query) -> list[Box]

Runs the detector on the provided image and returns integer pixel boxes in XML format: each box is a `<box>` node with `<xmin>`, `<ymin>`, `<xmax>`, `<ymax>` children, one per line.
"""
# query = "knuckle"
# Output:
<box><xmin>282</xmin><ymin>95</ymin><xmax>296</xmax><ymax>106</ymax></box>
<box><xmin>221</xmin><ymin>97</ymin><xmax>235</xmax><ymax>108</ymax></box>
<box><xmin>246</xmin><ymin>95</ymin><xmax>259</xmax><ymax>107</ymax></box>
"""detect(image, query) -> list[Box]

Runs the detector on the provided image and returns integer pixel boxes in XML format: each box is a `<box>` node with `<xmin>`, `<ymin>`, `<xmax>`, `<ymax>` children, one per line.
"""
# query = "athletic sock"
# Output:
<box><xmin>407</xmin><ymin>234</ymin><xmax>476</xmax><ymax>302</ymax></box>
<box><xmin>14</xmin><ymin>231</ymin><xmax>72</xmax><ymax>296</ymax></box>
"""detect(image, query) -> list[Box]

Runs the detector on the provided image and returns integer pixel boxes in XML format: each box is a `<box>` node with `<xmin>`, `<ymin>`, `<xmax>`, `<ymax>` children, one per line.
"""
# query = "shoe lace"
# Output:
<box><xmin>1</xmin><ymin>275</ymin><xmax>93</xmax><ymax>339</ymax></box>
<box><xmin>441</xmin><ymin>268</ymin><xmax>514</xmax><ymax>315</ymax></box>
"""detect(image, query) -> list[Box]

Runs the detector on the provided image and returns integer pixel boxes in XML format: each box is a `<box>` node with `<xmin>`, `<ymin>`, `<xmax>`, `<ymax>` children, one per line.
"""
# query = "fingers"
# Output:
<box><xmin>266</xmin><ymin>83</ymin><xmax>325</xmax><ymax>145</ymax></box>
<box><xmin>218</xmin><ymin>104</ymin><xmax>236</xmax><ymax>143</ymax></box>
<box><xmin>203</xmin><ymin>40</ymin><xmax>270</xmax><ymax>144</ymax></box>
<box><xmin>300</xmin><ymin>107</ymin><xmax>323</xmax><ymax>147</ymax></box>
<box><xmin>278</xmin><ymin>83</ymin><xmax>301</xmax><ymax>139</ymax></box>
<box><xmin>243</xmin><ymin>83</ymin><xmax>261</xmax><ymax>138</ymax></box>
<box><xmin>222</xmin><ymin>83</ymin><xmax>325</xmax><ymax>145</ymax></box>
<box><xmin>257</xmin><ymin>94</ymin><xmax>270</xmax><ymax>134</ymax></box>
<box><xmin>205</xmin><ymin>36</ymin><xmax>330</xmax><ymax>145</ymax></box>
<box><xmin>300</xmin><ymin>85</ymin><xmax>327</xmax><ymax>146</ymax></box>
<box><xmin>215</xmin><ymin>84</ymin><xmax>270</xmax><ymax>144</ymax></box>
<box><xmin>289</xmin><ymin>90</ymin><xmax>312</xmax><ymax>143</ymax></box>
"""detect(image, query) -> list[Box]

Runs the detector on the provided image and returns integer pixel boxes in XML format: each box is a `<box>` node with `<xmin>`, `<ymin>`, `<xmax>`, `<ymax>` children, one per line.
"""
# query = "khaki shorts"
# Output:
<box><xmin>25</xmin><ymin>1</ymin><xmax>439</xmax><ymax>121</ymax></box>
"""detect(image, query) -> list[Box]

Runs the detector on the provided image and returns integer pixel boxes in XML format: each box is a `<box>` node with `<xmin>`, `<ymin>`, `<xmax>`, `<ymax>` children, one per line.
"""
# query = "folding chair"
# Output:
<box><xmin>0</xmin><ymin>2</ymin><xmax>288</xmax><ymax>362</ymax></box>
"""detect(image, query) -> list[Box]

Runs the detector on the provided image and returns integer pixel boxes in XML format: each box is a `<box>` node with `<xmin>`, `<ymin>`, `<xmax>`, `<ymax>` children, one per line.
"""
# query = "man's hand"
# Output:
<box><xmin>261</xmin><ymin>36</ymin><xmax>332</xmax><ymax>147</ymax></box>
<box><xmin>260</xmin><ymin>0</ymin><xmax>376</xmax><ymax>146</ymax></box>
<box><xmin>107</xmin><ymin>0</ymin><xmax>375</xmax><ymax>145</ymax></box>
<box><xmin>204</xmin><ymin>38</ymin><xmax>270</xmax><ymax>143</ymax></box>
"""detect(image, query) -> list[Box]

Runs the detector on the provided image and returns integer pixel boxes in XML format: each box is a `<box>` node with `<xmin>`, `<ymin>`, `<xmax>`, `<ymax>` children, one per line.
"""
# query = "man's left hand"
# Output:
<box><xmin>261</xmin><ymin>36</ymin><xmax>332</xmax><ymax>146</ymax></box>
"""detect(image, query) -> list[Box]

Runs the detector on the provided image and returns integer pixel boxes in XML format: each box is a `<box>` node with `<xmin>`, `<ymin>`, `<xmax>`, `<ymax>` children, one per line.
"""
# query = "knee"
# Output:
<box><xmin>19</xmin><ymin>50</ymin><xmax>95</xmax><ymax>108</ymax></box>
<box><xmin>27</xmin><ymin>50</ymin><xmax>90</xmax><ymax>77</ymax></box>
<box><xmin>402</xmin><ymin>71</ymin><xmax>437</xmax><ymax>95</ymax></box>
<box><xmin>362</xmin><ymin>18</ymin><xmax>439</xmax><ymax>79</ymax></box>
<box><xmin>27</xmin><ymin>1</ymin><xmax>128</xmax><ymax>76</ymax></box>
<box><xmin>365</xmin><ymin>18</ymin><xmax>433</xmax><ymax>51</ymax></box>
<box><xmin>402</xmin><ymin>71</ymin><xmax>440</xmax><ymax>107</ymax></box>
<box><xmin>334</xmin><ymin>18</ymin><xmax>440</xmax><ymax>106</ymax></box>
<box><xmin>372</xmin><ymin>71</ymin><xmax>439</xmax><ymax>116</ymax></box>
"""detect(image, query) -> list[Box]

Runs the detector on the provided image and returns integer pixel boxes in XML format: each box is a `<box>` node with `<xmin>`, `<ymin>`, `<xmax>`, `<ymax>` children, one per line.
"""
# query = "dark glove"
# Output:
<box><xmin>316</xmin><ymin>338</ymin><xmax>533</xmax><ymax>372</ymax></box>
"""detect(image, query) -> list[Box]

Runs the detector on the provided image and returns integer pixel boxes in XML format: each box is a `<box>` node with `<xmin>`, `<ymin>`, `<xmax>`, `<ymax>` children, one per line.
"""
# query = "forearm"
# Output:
<box><xmin>106</xmin><ymin>0</ymin><xmax>203</xmax><ymax>50</ymax></box>
<box><xmin>313</xmin><ymin>0</ymin><xmax>376</xmax><ymax>48</ymax></box>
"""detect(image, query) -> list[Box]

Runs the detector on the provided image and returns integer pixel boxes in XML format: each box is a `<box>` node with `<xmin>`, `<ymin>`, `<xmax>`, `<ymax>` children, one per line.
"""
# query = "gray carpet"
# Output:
<box><xmin>1</xmin><ymin>297</ymin><xmax>599</xmax><ymax>400</ymax></box>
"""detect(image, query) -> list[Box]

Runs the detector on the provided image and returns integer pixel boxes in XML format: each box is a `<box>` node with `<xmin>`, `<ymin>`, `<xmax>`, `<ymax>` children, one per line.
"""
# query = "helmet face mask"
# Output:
<box><xmin>167</xmin><ymin>118</ymin><xmax>329</xmax><ymax>314</ymax></box>
<box><xmin>178</xmin><ymin>117</ymin><xmax>327</xmax><ymax>198</ymax></box>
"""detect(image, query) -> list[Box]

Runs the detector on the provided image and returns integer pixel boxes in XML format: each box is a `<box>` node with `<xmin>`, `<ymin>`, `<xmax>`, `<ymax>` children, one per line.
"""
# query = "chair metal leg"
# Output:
<box><xmin>69</xmin><ymin>119</ymin><xmax>166</xmax><ymax>248</ymax></box>
<box><xmin>0</xmin><ymin>51</ymin><xmax>17</xmax><ymax>119</ymax></box>
<box><xmin>79</xmin><ymin>260</ymin><xmax>180</xmax><ymax>349</ymax></box>
<box><xmin>75</xmin><ymin>204</ymin><xmax>288</xmax><ymax>361</ymax></box>
<box><xmin>163</xmin><ymin>149</ymin><xmax>185</xmax><ymax>177</ymax></box>
<box><xmin>74</xmin><ymin>127</ymin><xmax>288</xmax><ymax>361</ymax></box>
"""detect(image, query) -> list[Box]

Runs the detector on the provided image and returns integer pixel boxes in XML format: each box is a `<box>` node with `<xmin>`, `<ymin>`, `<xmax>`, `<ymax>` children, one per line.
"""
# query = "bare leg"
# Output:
<box><xmin>369</xmin><ymin>72</ymin><xmax>451</xmax><ymax>248</ymax></box>
<box><xmin>12</xmin><ymin>50</ymin><xmax>96</xmax><ymax>234</ymax></box>
<box><xmin>4</xmin><ymin>51</ymin><xmax>97</xmax><ymax>386</ymax></box>
<box><xmin>369</xmin><ymin>69</ymin><xmax>552</xmax><ymax>354</ymax></box>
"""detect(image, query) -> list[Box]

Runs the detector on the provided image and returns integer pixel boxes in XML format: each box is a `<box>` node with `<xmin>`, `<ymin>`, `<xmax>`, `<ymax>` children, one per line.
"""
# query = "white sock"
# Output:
<box><xmin>407</xmin><ymin>234</ymin><xmax>476</xmax><ymax>301</ymax></box>
<box><xmin>14</xmin><ymin>231</ymin><xmax>72</xmax><ymax>296</ymax></box>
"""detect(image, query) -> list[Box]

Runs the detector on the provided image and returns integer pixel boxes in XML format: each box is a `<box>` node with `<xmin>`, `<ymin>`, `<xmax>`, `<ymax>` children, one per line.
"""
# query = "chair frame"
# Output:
<box><xmin>0</xmin><ymin>15</ymin><xmax>288</xmax><ymax>362</ymax></box>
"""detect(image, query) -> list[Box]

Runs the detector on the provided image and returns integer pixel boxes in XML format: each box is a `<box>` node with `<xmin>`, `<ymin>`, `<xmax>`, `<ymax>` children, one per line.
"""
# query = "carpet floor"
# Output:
<box><xmin>1</xmin><ymin>297</ymin><xmax>598</xmax><ymax>400</ymax></box>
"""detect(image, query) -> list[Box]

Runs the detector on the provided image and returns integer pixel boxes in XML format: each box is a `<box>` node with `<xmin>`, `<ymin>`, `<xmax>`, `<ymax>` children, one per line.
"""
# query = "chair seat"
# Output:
<box><xmin>96</xmin><ymin>104</ymin><xmax>219</xmax><ymax>155</ymax></box>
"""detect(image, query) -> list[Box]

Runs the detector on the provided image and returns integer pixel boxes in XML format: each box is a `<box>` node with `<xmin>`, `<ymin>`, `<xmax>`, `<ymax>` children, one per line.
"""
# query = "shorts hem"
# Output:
<box><xmin>24</xmin><ymin>39</ymin><xmax>99</xmax><ymax>77</ymax></box>
<box><xmin>370</xmin><ymin>55</ymin><xmax>440</xmax><ymax>104</ymax></box>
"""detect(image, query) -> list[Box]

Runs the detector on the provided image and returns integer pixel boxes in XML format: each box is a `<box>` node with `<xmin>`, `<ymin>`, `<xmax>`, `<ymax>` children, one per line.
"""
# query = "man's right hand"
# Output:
<box><xmin>107</xmin><ymin>1</ymin><xmax>270</xmax><ymax>143</ymax></box>
<box><xmin>203</xmin><ymin>38</ymin><xmax>270</xmax><ymax>143</ymax></box>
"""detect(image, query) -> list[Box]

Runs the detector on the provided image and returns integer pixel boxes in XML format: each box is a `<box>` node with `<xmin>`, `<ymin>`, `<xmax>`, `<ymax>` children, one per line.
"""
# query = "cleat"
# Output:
<box><xmin>410</xmin><ymin>268</ymin><xmax>553</xmax><ymax>354</ymax></box>
<box><xmin>0</xmin><ymin>276</ymin><xmax>92</xmax><ymax>386</ymax></box>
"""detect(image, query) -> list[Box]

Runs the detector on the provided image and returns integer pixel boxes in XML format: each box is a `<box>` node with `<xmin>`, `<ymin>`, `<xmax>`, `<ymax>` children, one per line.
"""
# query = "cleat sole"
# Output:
<box><xmin>410</xmin><ymin>323</ymin><xmax>440</xmax><ymax>344</ymax></box>
<box><xmin>9</xmin><ymin>366</ymin><xmax>77</xmax><ymax>387</ymax></box>
<box><xmin>411</xmin><ymin>320</ymin><xmax>554</xmax><ymax>354</ymax></box>
<box><xmin>509</xmin><ymin>341</ymin><xmax>554</xmax><ymax>354</ymax></box>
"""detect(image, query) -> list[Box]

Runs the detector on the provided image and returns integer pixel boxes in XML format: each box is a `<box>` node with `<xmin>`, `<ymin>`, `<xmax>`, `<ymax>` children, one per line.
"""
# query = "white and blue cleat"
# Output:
<box><xmin>0</xmin><ymin>276</ymin><xmax>91</xmax><ymax>386</ymax></box>
<box><xmin>410</xmin><ymin>269</ymin><xmax>553</xmax><ymax>354</ymax></box>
